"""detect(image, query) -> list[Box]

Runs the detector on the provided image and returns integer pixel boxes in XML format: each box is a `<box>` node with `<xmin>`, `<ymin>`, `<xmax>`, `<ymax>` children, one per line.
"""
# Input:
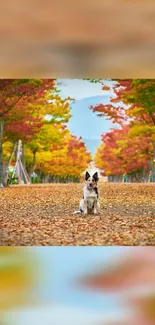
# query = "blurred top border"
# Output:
<box><xmin>0</xmin><ymin>0</ymin><xmax>155</xmax><ymax>78</ymax></box>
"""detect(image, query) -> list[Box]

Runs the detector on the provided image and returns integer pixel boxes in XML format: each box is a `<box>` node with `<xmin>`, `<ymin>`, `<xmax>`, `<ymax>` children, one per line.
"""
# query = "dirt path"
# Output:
<box><xmin>0</xmin><ymin>183</ymin><xmax>155</xmax><ymax>245</ymax></box>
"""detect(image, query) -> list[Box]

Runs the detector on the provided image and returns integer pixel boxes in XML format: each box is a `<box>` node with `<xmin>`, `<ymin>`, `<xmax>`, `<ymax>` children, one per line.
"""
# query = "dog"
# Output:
<box><xmin>73</xmin><ymin>171</ymin><xmax>100</xmax><ymax>215</ymax></box>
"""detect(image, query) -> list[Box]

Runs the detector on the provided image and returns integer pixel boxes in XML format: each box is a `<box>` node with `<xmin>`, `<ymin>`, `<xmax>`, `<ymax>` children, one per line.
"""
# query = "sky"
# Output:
<box><xmin>56</xmin><ymin>79</ymin><xmax>118</xmax><ymax>156</ymax></box>
<box><xmin>67</xmin><ymin>96</ymin><xmax>114</xmax><ymax>139</ymax></box>
<box><xmin>47</xmin><ymin>79</ymin><xmax>127</xmax><ymax>156</ymax></box>
<box><xmin>57</xmin><ymin>79</ymin><xmax>115</xmax><ymax>100</ymax></box>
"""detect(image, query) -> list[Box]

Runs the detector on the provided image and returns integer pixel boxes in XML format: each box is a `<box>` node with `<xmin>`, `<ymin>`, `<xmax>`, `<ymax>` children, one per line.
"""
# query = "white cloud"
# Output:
<box><xmin>57</xmin><ymin>79</ymin><xmax>114</xmax><ymax>100</ymax></box>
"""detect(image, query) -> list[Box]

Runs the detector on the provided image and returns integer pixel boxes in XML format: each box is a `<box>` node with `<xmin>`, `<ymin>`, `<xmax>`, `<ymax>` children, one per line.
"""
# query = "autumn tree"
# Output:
<box><xmin>24</xmin><ymin>123</ymin><xmax>69</xmax><ymax>178</ymax></box>
<box><xmin>89</xmin><ymin>79</ymin><xmax>155</xmax><ymax>181</ymax></box>
<box><xmin>22</xmin><ymin>94</ymin><xmax>72</xmax><ymax>177</ymax></box>
<box><xmin>0</xmin><ymin>79</ymin><xmax>56</xmax><ymax>185</ymax></box>
<box><xmin>0</xmin><ymin>79</ymin><xmax>74</xmax><ymax>186</ymax></box>
<box><xmin>113</xmin><ymin>79</ymin><xmax>155</xmax><ymax>180</ymax></box>
<box><xmin>34</xmin><ymin>133</ymin><xmax>92</xmax><ymax>183</ymax></box>
<box><xmin>94</xmin><ymin>128</ymin><xmax>127</xmax><ymax>181</ymax></box>
<box><xmin>1</xmin><ymin>80</ymin><xmax>90</xmax><ymax>184</ymax></box>
<box><xmin>94</xmin><ymin>126</ymin><xmax>153</xmax><ymax>182</ymax></box>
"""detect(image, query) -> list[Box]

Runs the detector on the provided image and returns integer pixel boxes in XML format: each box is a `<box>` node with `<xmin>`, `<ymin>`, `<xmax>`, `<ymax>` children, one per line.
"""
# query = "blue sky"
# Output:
<box><xmin>56</xmin><ymin>79</ymin><xmax>118</xmax><ymax>155</ymax></box>
<box><xmin>67</xmin><ymin>96</ymin><xmax>115</xmax><ymax>139</ymax></box>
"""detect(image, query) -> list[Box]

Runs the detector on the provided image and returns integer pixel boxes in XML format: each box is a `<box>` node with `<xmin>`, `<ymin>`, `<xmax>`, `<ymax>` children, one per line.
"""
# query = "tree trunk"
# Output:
<box><xmin>28</xmin><ymin>151</ymin><xmax>37</xmax><ymax>177</ymax></box>
<box><xmin>0</xmin><ymin>119</ymin><xmax>4</xmax><ymax>185</ymax></box>
<box><xmin>3</xmin><ymin>163</ymin><xmax>9</xmax><ymax>187</ymax></box>
<box><xmin>0</xmin><ymin>126</ymin><xmax>18</xmax><ymax>186</ymax></box>
<box><xmin>153</xmin><ymin>141</ymin><xmax>155</xmax><ymax>182</ymax></box>
<box><xmin>44</xmin><ymin>175</ymin><xmax>50</xmax><ymax>183</ymax></box>
<box><xmin>143</xmin><ymin>168</ymin><xmax>149</xmax><ymax>183</ymax></box>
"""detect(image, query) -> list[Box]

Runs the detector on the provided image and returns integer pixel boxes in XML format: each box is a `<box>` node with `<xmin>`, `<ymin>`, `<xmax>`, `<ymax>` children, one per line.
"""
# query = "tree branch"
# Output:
<box><xmin>0</xmin><ymin>95</ymin><xmax>24</xmax><ymax>118</ymax></box>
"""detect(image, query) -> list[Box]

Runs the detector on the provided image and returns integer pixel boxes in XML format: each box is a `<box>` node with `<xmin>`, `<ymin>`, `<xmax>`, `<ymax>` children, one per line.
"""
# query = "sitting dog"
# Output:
<box><xmin>73</xmin><ymin>171</ymin><xmax>100</xmax><ymax>215</ymax></box>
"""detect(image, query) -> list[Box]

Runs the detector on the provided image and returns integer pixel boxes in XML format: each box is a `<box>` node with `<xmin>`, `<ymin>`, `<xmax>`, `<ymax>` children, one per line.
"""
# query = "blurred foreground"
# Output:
<box><xmin>78</xmin><ymin>247</ymin><xmax>155</xmax><ymax>325</ymax></box>
<box><xmin>0</xmin><ymin>247</ymin><xmax>155</xmax><ymax>325</ymax></box>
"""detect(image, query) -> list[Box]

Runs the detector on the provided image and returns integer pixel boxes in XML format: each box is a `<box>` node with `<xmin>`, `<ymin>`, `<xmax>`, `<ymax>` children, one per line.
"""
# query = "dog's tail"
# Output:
<box><xmin>72</xmin><ymin>210</ymin><xmax>83</xmax><ymax>215</ymax></box>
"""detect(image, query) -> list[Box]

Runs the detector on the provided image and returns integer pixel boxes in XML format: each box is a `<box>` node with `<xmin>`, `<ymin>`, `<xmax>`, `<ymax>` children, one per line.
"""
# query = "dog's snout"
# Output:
<box><xmin>89</xmin><ymin>183</ymin><xmax>93</xmax><ymax>187</ymax></box>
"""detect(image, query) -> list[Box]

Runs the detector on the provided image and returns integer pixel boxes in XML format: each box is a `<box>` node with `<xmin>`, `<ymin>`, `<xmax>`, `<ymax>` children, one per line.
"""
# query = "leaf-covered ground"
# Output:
<box><xmin>0</xmin><ymin>183</ymin><xmax>155</xmax><ymax>246</ymax></box>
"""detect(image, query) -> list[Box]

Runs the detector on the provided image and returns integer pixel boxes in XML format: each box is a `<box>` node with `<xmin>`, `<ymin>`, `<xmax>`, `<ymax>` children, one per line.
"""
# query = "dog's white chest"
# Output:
<box><xmin>83</xmin><ymin>187</ymin><xmax>97</xmax><ymax>209</ymax></box>
<box><xmin>87</xmin><ymin>197</ymin><xmax>95</xmax><ymax>209</ymax></box>
<box><xmin>84</xmin><ymin>187</ymin><xmax>97</xmax><ymax>199</ymax></box>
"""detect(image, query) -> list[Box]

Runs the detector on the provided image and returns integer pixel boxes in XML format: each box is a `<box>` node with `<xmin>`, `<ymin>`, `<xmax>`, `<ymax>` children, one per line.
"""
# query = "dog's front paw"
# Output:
<box><xmin>84</xmin><ymin>210</ymin><xmax>87</xmax><ymax>216</ymax></box>
<box><xmin>94</xmin><ymin>209</ymin><xmax>97</xmax><ymax>215</ymax></box>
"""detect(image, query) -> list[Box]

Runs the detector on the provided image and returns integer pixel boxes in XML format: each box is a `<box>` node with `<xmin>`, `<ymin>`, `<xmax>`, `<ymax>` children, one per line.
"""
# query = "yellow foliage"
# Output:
<box><xmin>2</xmin><ymin>141</ymin><xmax>14</xmax><ymax>162</ymax></box>
<box><xmin>129</xmin><ymin>125</ymin><xmax>155</xmax><ymax>138</ymax></box>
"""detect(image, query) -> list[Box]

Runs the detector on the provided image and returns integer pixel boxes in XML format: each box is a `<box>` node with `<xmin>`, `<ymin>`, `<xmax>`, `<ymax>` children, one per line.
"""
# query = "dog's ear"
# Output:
<box><xmin>93</xmin><ymin>172</ymin><xmax>99</xmax><ymax>182</ymax></box>
<box><xmin>85</xmin><ymin>171</ymin><xmax>90</xmax><ymax>181</ymax></box>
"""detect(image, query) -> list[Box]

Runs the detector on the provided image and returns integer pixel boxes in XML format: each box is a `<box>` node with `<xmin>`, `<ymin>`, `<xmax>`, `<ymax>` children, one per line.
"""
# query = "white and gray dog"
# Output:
<box><xmin>73</xmin><ymin>171</ymin><xmax>100</xmax><ymax>215</ymax></box>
